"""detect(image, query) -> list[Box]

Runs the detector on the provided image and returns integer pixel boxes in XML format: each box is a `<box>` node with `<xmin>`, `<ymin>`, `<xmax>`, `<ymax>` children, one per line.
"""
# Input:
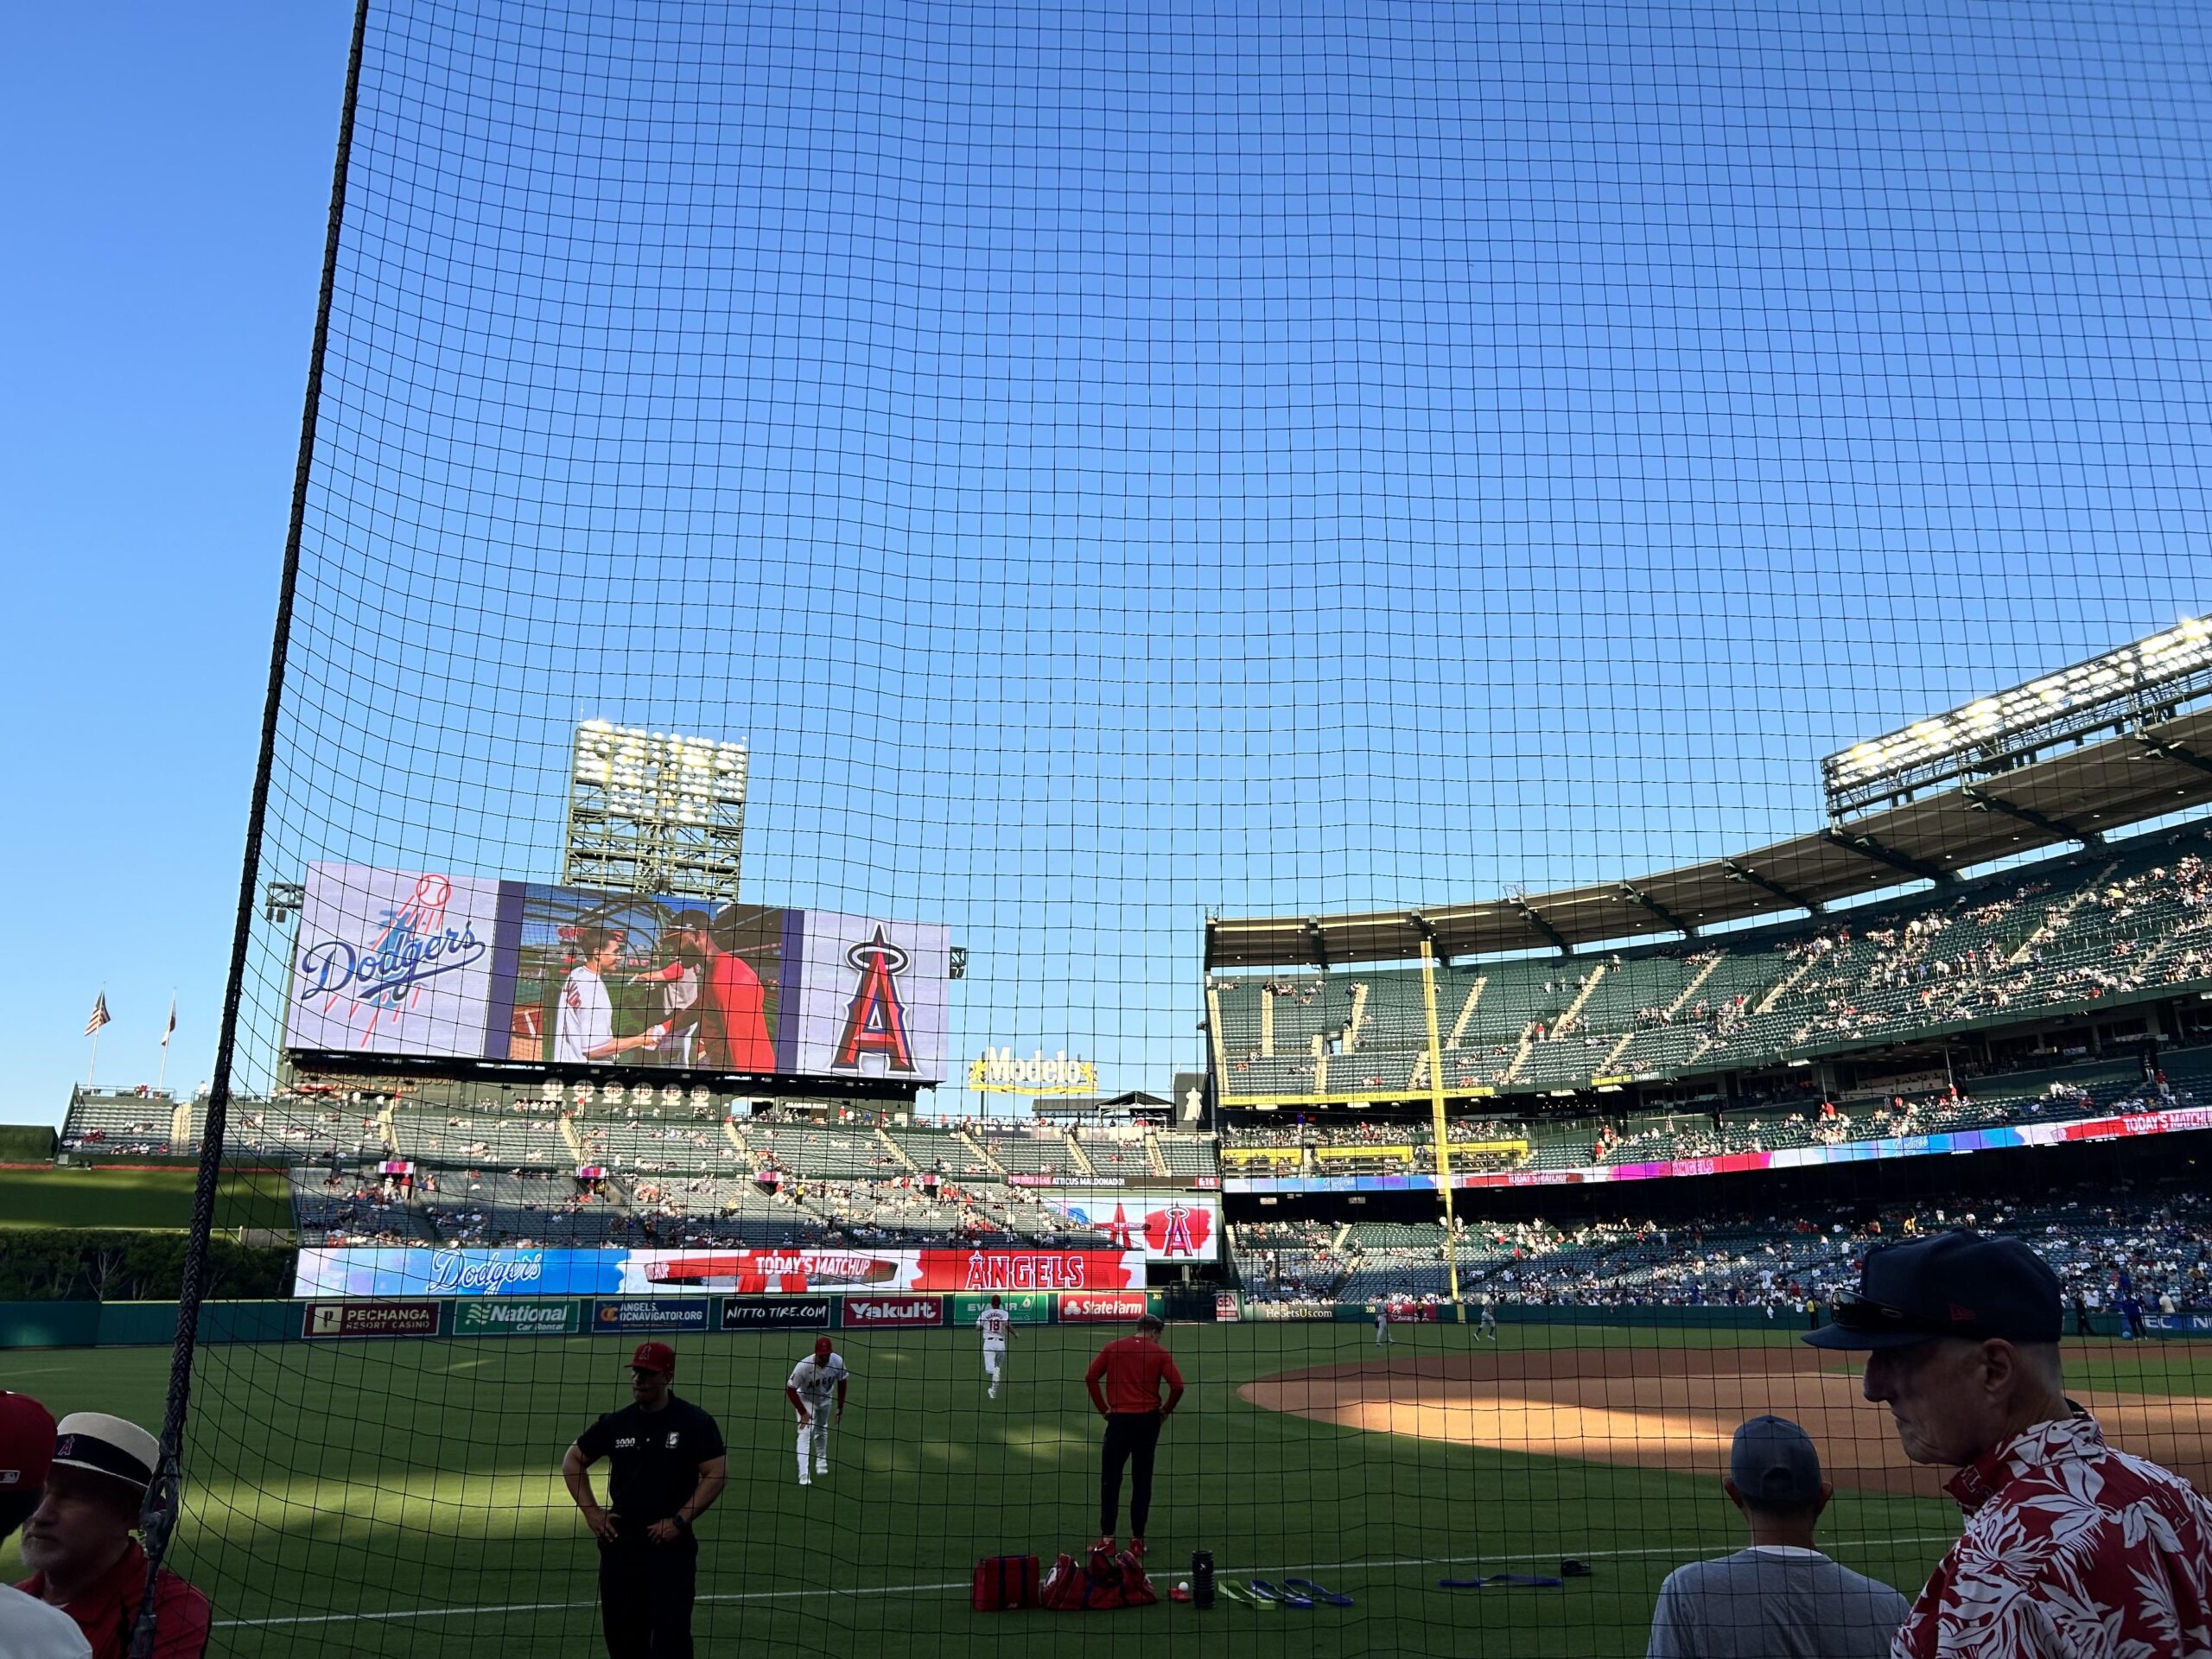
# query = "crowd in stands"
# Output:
<box><xmin>1232</xmin><ymin>1186</ymin><xmax>2212</xmax><ymax>1316</ymax></box>
<box><xmin>1211</xmin><ymin>826</ymin><xmax>2212</xmax><ymax>1103</ymax></box>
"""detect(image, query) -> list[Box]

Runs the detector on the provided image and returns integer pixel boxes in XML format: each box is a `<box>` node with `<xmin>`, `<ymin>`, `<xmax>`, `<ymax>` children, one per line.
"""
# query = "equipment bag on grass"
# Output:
<box><xmin>970</xmin><ymin>1554</ymin><xmax>1041</xmax><ymax>1611</ymax></box>
<box><xmin>1039</xmin><ymin>1546</ymin><xmax>1159</xmax><ymax>1611</ymax></box>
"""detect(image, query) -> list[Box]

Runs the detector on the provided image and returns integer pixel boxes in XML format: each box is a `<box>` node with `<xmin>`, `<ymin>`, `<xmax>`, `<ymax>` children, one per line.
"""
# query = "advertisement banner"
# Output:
<box><xmin>841</xmin><ymin>1294</ymin><xmax>947</xmax><ymax>1329</ymax></box>
<box><xmin>2141</xmin><ymin>1313</ymin><xmax>2212</xmax><ymax>1338</ymax></box>
<box><xmin>590</xmin><ymin>1299</ymin><xmax>710</xmax><ymax>1333</ymax></box>
<box><xmin>1221</xmin><ymin>1104</ymin><xmax>2212</xmax><ymax>1196</ymax></box>
<box><xmin>950</xmin><ymin>1291</ymin><xmax>1052</xmax><ymax>1325</ymax></box>
<box><xmin>453</xmin><ymin>1299</ymin><xmax>578</xmax><ymax>1338</ymax></box>
<box><xmin>302</xmin><ymin>1300</ymin><xmax>442</xmax><ymax>1340</ymax></box>
<box><xmin>720</xmin><ymin>1296</ymin><xmax>832</xmax><ymax>1331</ymax></box>
<box><xmin>913</xmin><ymin>1249</ymin><xmax>1139</xmax><ymax>1293</ymax></box>
<box><xmin>1215</xmin><ymin>1292</ymin><xmax>1243</xmax><ymax>1323</ymax></box>
<box><xmin>1033</xmin><ymin>1190</ymin><xmax>1218</xmax><ymax>1263</ymax></box>
<box><xmin>295</xmin><ymin>1247</ymin><xmax>619</xmax><ymax>1299</ymax></box>
<box><xmin>297</xmin><ymin>1245</ymin><xmax>1145</xmax><ymax>1299</ymax></box>
<box><xmin>1058</xmin><ymin>1291</ymin><xmax>1150</xmax><ymax>1323</ymax></box>
<box><xmin>286</xmin><ymin>865</ymin><xmax>950</xmax><ymax>1084</ymax></box>
<box><xmin>633</xmin><ymin>1249</ymin><xmax>905</xmax><ymax>1295</ymax></box>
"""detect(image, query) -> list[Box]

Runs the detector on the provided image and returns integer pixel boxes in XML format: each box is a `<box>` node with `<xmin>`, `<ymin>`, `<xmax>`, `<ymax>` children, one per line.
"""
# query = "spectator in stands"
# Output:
<box><xmin>0</xmin><ymin>1394</ymin><xmax>91</xmax><ymax>1657</ymax></box>
<box><xmin>1809</xmin><ymin>1231</ymin><xmax>2212</xmax><ymax>1658</ymax></box>
<box><xmin>1646</xmin><ymin>1414</ymin><xmax>1907</xmax><ymax>1658</ymax></box>
<box><xmin>14</xmin><ymin>1413</ymin><xmax>210</xmax><ymax>1657</ymax></box>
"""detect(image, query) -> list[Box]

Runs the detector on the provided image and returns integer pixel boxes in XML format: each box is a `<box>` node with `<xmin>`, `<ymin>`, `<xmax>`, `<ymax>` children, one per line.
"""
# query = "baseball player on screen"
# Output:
<box><xmin>976</xmin><ymin>1294</ymin><xmax>1013</xmax><ymax>1399</ymax></box>
<box><xmin>784</xmin><ymin>1337</ymin><xmax>849</xmax><ymax>1486</ymax></box>
<box><xmin>555</xmin><ymin>930</ymin><xmax>667</xmax><ymax>1065</ymax></box>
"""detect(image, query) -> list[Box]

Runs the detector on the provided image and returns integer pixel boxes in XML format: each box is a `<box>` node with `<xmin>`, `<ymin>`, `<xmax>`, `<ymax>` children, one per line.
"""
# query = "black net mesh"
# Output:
<box><xmin>71</xmin><ymin>2</ymin><xmax>2212</xmax><ymax>1656</ymax></box>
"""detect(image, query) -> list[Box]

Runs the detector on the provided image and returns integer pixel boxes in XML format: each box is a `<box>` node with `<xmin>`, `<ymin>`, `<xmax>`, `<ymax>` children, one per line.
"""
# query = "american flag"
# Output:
<box><xmin>85</xmin><ymin>991</ymin><xmax>112</xmax><ymax>1038</ymax></box>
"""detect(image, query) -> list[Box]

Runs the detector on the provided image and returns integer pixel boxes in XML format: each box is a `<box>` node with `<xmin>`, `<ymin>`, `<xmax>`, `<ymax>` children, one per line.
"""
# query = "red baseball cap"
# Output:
<box><xmin>0</xmin><ymin>1392</ymin><xmax>57</xmax><ymax>1491</ymax></box>
<box><xmin>814</xmin><ymin>1336</ymin><xmax>834</xmax><ymax>1356</ymax></box>
<box><xmin>630</xmin><ymin>1341</ymin><xmax>677</xmax><ymax>1376</ymax></box>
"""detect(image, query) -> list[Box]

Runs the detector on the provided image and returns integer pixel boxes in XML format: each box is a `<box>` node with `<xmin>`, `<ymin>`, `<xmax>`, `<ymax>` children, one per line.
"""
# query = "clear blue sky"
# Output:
<box><xmin>1</xmin><ymin>7</ymin><xmax>354</xmax><ymax>1122</ymax></box>
<box><xmin>6</xmin><ymin>3</ymin><xmax>2211</xmax><ymax>1126</ymax></box>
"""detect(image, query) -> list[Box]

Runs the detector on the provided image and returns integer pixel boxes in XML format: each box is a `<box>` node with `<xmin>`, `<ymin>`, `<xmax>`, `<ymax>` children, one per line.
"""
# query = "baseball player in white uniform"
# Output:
<box><xmin>783</xmin><ymin>1336</ymin><xmax>848</xmax><ymax>1486</ymax></box>
<box><xmin>1374</xmin><ymin>1302</ymin><xmax>1395</xmax><ymax>1346</ymax></box>
<box><xmin>1478</xmin><ymin>1296</ymin><xmax>1499</xmax><ymax>1341</ymax></box>
<box><xmin>976</xmin><ymin>1294</ymin><xmax>1013</xmax><ymax>1398</ymax></box>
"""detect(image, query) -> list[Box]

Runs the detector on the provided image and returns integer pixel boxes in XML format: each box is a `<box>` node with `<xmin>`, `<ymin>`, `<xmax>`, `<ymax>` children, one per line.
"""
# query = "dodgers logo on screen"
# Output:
<box><xmin>296</xmin><ymin>872</ymin><xmax>488</xmax><ymax>1037</ymax></box>
<box><xmin>832</xmin><ymin>928</ymin><xmax>916</xmax><ymax>1072</ymax></box>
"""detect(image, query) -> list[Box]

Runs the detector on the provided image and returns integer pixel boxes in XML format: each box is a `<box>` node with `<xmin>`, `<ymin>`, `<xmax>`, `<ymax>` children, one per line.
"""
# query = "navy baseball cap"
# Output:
<box><xmin>1804</xmin><ymin>1230</ymin><xmax>2062</xmax><ymax>1351</ymax></box>
<box><xmin>1730</xmin><ymin>1415</ymin><xmax>1822</xmax><ymax>1506</ymax></box>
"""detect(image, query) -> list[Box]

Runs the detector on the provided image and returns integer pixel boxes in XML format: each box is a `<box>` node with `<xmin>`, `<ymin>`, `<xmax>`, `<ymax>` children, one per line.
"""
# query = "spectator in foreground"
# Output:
<box><xmin>0</xmin><ymin>1393</ymin><xmax>92</xmax><ymax>1657</ymax></box>
<box><xmin>1808</xmin><ymin>1232</ymin><xmax>2212</xmax><ymax>1658</ymax></box>
<box><xmin>13</xmin><ymin>1413</ymin><xmax>209</xmax><ymax>1659</ymax></box>
<box><xmin>1646</xmin><ymin>1414</ymin><xmax>1907</xmax><ymax>1658</ymax></box>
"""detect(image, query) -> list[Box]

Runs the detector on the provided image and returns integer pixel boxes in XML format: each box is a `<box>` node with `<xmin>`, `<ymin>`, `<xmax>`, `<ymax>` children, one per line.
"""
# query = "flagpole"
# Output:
<box><xmin>157</xmin><ymin>992</ymin><xmax>175</xmax><ymax>1091</ymax></box>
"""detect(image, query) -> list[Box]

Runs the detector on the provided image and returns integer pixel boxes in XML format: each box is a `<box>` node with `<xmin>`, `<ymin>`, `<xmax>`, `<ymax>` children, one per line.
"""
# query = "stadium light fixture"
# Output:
<box><xmin>1822</xmin><ymin>614</ymin><xmax>2212</xmax><ymax>818</ymax></box>
<box><xmin>563</xmin><ymin>719</ymin><xmax>749</xmax><ymax>900</ymax></box>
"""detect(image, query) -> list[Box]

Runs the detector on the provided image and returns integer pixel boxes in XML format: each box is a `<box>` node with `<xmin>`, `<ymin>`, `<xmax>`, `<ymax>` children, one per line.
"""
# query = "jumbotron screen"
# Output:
<box><xmin>284</xmin><ymin>862</ymin><xmax>952</xmax><ymax>1083</ymax></box>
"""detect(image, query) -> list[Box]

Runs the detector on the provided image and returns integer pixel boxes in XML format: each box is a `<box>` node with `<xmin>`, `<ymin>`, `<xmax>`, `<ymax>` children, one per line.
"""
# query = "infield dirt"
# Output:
<box><xmin>1241</xmin><ymin>1342</ymin><xmax>2212</xmax><ymax>1497</ymax></box>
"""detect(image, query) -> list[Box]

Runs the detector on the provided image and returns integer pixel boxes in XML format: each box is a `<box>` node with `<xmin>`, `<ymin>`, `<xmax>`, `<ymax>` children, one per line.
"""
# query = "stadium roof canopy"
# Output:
<box><xmin>1205</xmin><ymin>705</ymin><xmax>2212</xmax><ymax>970</ymax></box>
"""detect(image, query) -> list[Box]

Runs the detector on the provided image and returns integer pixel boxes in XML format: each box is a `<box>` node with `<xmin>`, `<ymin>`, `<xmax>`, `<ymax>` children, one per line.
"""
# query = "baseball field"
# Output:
<box><xmin>3</xmin><ymin>1320</ymin><xmax>2207</xmax><ymax>1657</ymax></box>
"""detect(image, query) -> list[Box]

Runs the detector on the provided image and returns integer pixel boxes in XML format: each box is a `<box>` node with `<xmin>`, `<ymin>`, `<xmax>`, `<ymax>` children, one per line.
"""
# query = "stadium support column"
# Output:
<box><xmin>1419</xmin><ymin>941</ymin><xmax>1464</xmax><ymax>1309</ymax></box>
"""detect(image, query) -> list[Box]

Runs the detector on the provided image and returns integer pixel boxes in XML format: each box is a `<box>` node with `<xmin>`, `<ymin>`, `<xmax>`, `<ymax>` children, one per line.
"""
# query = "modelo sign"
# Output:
<box><xmin>968</xmin><ymin>1047</ymin><xmax>1097</xmax><ymax>1096</ymax></box>
<box><xmin>842</xmin><ymin>1295</ymin><xmax>946</xmax><ymax>1329</ymax></box>
<box><xmin>1058</xmin><ymin>1291</ymin><xmax>1150</xmax><ymax>1322</ymax></box>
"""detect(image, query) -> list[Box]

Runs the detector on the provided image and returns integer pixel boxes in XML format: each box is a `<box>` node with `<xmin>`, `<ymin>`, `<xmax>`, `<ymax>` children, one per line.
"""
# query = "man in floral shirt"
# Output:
<box><xmin>1808</xmin><ymin>1231</ymin><xmax>2212</xmax><ymax>1658</ymax></box>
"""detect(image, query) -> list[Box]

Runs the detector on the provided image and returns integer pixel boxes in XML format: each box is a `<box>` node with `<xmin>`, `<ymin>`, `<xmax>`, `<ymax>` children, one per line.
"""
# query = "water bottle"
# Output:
<box><xmin>1192</xmin><ymin>1548</ymin><xmax>1215</xmax><ymax>1609</ymax></box>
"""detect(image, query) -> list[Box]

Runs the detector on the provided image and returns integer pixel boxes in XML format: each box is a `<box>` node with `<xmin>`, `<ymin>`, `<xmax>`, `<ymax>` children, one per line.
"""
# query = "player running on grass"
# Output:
<box><xmin>976</xmin><ymin>1295</ymin><xmax>1013</xmax><ymax>1398</ymax></box>
<box><xmin>784</xmin><ymin>1336</ymin><xmax>849</xmax><ymax>1486</ymax></box>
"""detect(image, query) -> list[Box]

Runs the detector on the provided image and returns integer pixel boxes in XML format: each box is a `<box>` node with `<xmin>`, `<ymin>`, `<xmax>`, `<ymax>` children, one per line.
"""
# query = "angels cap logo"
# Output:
<box><xmin>1143</xmin><ymin>1200</ymin><xmax>1211</xmax><ymax>1258</ymax></box>
<box><xmin>833</xmin><ymin>928</ymin><xmax>916</xmax><ymax>1072</ymax></box>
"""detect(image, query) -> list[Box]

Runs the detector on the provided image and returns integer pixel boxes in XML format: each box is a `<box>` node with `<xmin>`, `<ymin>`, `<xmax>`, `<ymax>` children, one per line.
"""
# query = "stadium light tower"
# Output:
<box><xmin>563</xmin><ymin>719</ymin><xmax>749</xmax><ymax>900</ymax></box>
<box><xmin>1822</xmin><ymin>613</ymin><xmax>2212</xmax><ymax>818</ymax></box>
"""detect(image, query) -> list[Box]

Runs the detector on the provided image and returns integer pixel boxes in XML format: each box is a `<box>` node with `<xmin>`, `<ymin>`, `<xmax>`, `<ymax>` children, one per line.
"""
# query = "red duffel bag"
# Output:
<box><xmin>971</xmin><ymin>1554</ymin><xmax>1041</xmax><ymax>1611</ymax></box>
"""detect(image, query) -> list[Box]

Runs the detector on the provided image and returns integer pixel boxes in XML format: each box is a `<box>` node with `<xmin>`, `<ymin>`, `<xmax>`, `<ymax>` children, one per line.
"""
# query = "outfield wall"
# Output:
<box><xmin>5</xmin><ymin>1295</ymin><xmax>2190</xmax><ymax>1349</ymax></box>
<box><xmin>0</xmin><ymin>1290</ymin><xmax>1164</xmax><ymax>1350</ymax></box>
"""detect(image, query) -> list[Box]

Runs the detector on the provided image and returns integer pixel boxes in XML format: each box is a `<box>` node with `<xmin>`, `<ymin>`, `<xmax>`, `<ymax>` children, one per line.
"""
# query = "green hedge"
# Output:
<box><xmin>0</xmin><ymin>1230</ymin><xmax>296</xmax><ymax>1303</ymax></box>
<box><xmin>0</xmin><ymin>1124</ymin><xmax>56</xmax><ymax>1160</ymax></box>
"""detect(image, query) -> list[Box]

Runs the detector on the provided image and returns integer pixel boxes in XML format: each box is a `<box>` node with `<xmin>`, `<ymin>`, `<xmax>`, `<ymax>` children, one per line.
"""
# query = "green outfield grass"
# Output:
<box><xmin>0</xmin><ymin>1320</ymin><xmax>2066</xmax><ymax>1659</ymax></box>
<box><xmin>0</xmin><ymin>1166</ymin><xmax>293</xmax><ymax>1232</ymax></box>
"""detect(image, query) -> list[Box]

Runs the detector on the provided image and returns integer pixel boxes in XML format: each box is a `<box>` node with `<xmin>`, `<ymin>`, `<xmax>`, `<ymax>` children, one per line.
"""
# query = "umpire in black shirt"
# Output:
<box><xmin>563</xmin><ymin>1340</ymin><xmax>728</xmax><ymax>1657</ymax></box>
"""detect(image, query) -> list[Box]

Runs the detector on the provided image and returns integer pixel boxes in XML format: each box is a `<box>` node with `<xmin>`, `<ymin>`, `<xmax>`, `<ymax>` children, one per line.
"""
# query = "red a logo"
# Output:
<box><xmin>834</xmin><ymin>929</ymin><xmax>917</xmax><ymax>1071</ymax></box>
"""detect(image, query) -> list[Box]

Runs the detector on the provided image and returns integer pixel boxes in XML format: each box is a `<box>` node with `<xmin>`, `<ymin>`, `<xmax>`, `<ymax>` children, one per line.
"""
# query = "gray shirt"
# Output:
<box><xmin>1647</xmin><ymin>1546</ymin><xmax>1910</xmax><ymax>1659</ymax></box>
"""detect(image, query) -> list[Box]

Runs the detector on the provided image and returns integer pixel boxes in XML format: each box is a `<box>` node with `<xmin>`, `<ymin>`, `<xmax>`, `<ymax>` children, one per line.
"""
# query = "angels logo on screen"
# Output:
<box><xmin>1143</xmin><ymin>1200</ymin><xmax>1211</xmax><ymax>1259</ymax></box>
<box><xmin>832</xmin><ymin>929</ymin><xmax>917</xmax><ymax>1072</ymax></box>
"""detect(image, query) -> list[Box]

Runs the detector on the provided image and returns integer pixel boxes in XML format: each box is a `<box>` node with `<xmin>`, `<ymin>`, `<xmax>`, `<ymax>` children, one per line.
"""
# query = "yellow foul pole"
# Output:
<box><xmin>1419</xmin><ymin>940</ymin><xmax>1462</xmax><ymax>1306</ymax></box>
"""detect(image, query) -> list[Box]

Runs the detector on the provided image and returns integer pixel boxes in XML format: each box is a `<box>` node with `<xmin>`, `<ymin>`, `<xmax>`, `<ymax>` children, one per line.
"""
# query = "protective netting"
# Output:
<box><xmin>84</xmin><ymin>1</ymin><xmax>2212</xmax><ymax>1655</ymax></box>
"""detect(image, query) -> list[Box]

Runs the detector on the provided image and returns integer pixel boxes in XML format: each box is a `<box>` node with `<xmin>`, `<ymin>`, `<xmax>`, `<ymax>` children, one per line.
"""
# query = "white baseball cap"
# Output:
<box><xmin>52</xmin><ymin>1413</ymin><xmax>160</xmax><ymax>1493</ymax></box>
